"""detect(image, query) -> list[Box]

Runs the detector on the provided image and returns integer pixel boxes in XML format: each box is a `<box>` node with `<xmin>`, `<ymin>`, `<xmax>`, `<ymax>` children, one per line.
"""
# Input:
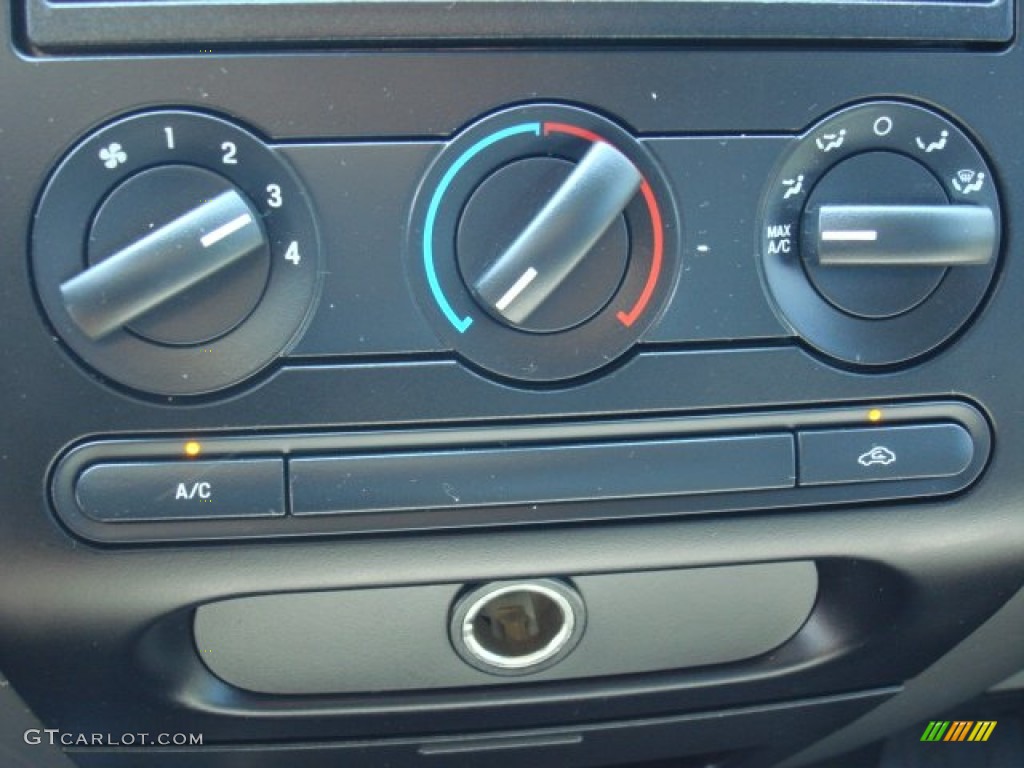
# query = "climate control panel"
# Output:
<box><xmin>30</xmin><ymin>100</ymin><xmax>1002</xmax><ymax>396</ymax></box>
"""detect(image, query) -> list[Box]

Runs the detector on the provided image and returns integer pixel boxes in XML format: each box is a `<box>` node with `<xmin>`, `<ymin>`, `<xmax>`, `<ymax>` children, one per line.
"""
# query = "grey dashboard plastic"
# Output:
<box><xmin>194</xmin><ymin>563</ymin><xmax>819</xmax><ymax>693</ymax></box>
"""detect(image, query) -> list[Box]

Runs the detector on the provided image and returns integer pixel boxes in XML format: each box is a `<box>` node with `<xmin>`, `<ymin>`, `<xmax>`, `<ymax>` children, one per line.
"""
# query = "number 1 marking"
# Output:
<box><xmin>164</xmin><ymin>126</ymin><xmax>175</xmax><ymax>149</ymax></box>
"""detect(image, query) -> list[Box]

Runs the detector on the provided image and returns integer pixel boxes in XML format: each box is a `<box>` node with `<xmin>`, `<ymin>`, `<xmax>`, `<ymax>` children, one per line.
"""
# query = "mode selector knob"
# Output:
<box><xmin>760</xmin><ymin>101</ymin><xmax>1001</xmax><ymax>367</ymax></box>
<box><xmin>799</xmin><ymin>151</ymin><xmax>998</xmax><ymax>321</ymax></box>
<box><xmin>460</xmin><ymin>142</ymin><xmax>642</xmax><ymax>333</ymax></box>
<box><xmin>813</xmin><ymin>205</ymin><xmax>996</xmax><ymax>268</ymax></box>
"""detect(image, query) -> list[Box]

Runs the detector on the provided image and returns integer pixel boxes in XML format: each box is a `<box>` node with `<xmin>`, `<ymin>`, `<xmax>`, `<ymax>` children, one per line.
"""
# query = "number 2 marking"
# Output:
<box><xmin>221</xmin><ymin>142</ymin><xmax>238</xmax><ymax>165</ymax></box>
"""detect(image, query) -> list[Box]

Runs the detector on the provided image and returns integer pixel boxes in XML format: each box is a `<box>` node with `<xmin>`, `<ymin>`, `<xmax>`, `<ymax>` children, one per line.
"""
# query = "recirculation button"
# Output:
<box><xmin>797</xmin><ymin>423</ymin><xmax>974</xmax><ymax>486</ymax></box>
<box><xmin>75</xmin><ymin>459</ymin><xmax>286</xmax><ymax>522</ymax></box>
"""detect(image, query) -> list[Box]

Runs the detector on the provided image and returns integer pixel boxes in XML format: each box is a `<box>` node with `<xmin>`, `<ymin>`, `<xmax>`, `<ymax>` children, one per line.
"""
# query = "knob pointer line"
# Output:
<box><xmin>424</xmin><ymin>121</ymin><xmax>665</xmax><ymax>333</ymax></box>
<box><xmin>200</xmin><ymin>212</ymin><xmax>254</xmax><ymax>248</ymax></box>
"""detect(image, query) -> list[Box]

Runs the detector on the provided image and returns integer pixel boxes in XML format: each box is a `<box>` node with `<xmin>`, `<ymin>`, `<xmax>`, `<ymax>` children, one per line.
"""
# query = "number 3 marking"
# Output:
<box><xmin>267</xmin><ymin>184</ymin><xmax>283</xmax><ymax>208</ymax></box>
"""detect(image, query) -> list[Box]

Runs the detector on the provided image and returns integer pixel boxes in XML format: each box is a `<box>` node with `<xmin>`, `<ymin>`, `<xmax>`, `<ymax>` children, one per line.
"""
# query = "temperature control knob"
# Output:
<box><xmin>409</xmin><ymin>104</ymin><xmax>678</xmax><ymax>382</ymax></box>
<box><xmin>459</xmin><ymin>143</ymin><xmax>639</xmax><ymax>333</ymax></box>
<box><xmin>33</xmin><ymin>110</ymin><xmax>320</xmax><ymax>397</ymax></box>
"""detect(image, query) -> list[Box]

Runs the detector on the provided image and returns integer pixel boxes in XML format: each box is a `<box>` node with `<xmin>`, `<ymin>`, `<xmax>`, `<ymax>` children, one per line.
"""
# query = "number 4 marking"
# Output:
<box><xmin>285</xmin><ymin>241</ymin><xmax>301</xmax><ymax>265</ymax></box>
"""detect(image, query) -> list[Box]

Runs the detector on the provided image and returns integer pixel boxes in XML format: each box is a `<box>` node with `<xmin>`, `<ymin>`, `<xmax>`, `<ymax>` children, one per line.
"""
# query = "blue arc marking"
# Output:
<box><xmin>424</xmin><ymin>122</ymin><xmax>541</xmax><ymax>333</ymax></box>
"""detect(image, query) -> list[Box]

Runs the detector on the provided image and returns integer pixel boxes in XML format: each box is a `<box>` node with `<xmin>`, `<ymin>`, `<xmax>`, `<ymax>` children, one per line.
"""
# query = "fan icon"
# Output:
<box><xmin>99</xmin><ymin>142</ymin><xmax>127</xmax><ymax>169</ymax></box>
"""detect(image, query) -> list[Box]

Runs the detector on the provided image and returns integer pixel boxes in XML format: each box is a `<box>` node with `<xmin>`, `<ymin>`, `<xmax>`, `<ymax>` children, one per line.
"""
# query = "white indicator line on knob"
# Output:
<box><xmin>821</xmin><ymin>229</ymin><xmax>878</xmax><ymax>242</ymax></box>
<box><xmin>495</xmin><ymin>267</ymin><xmax>539</xmax><ymax>312</ymax></box>
<box><xmin>200</xmin><ymin>213</ymin><xmax>254</xmax><ymax>249</ymax></box>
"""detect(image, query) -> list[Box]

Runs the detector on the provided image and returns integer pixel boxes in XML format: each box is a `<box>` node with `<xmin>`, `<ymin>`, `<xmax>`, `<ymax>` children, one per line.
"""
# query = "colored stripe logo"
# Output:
<box><xmin>920</xmin><ymin>720</ymin><xmax>997</xmax><ymax>742</ymax></box>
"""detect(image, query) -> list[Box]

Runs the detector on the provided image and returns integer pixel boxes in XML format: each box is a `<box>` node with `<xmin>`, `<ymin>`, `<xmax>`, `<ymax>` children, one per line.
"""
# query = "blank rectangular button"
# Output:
<box><xmin>290</xmin><ymin>435</ymin><xmax>795</xmax><ymax>516</ymax></box>
<box><xmin>76</xmin><ymin>459</ymin><xmax>286</xmax><ymax>522</ymax></box>
<box><xmin>798</xmin><ymin>424</ymin><xmax>974</xmax><ymax>486</ymax></box>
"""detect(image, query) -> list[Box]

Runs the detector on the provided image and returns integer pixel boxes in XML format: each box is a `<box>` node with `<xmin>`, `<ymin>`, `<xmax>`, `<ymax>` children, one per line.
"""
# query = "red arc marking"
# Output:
<box><xmin>542</xmin><ymin>122</ymin><xmax>665</xmax><ymax>328</ymax></box>
<box><xmin>617</xmin><ymin>180</ymin><xmax>663</xmax><ymax>327</ymax></box>
<box><xmin>542</xmin><ymin>122</ymin><xmax>605</xmax><ymax>144</ymax></box>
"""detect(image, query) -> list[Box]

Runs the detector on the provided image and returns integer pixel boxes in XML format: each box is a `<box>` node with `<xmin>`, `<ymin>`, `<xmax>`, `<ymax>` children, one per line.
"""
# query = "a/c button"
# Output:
<box><xmin>798</xmin><ymin>424</ymin><xmax>974</xmax><ymax>486</ymax></box>
<box><xmin>75</xmin><ymin>459</ymin><xmax>285</xmax><ymax>522</ymax></box>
